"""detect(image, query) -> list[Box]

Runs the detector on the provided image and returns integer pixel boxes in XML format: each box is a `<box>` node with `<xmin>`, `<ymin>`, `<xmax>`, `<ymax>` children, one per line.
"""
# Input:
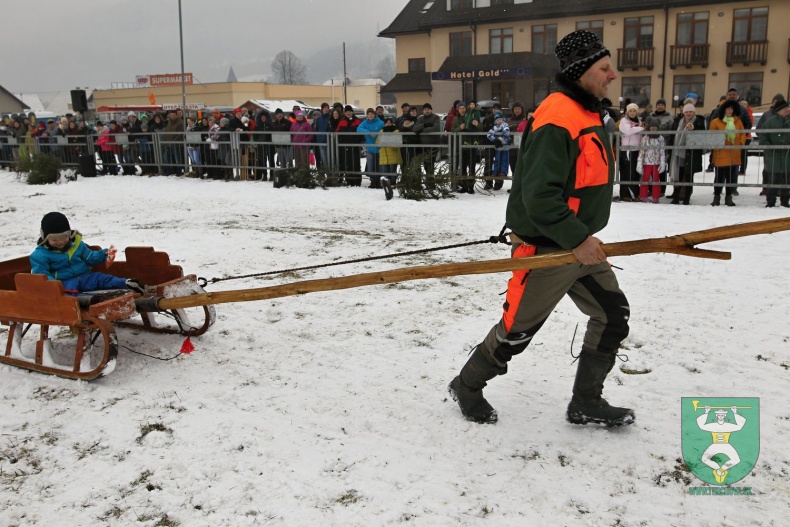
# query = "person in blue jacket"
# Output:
<box><xmin>30</xmin><ymin>212</ymin><xmax>145</xmax><ymax>294</ymax></box>
<box><xmin>357</xmin><ymin>108</ymin><xmax>385</xmax><ymax>188</ymax></box>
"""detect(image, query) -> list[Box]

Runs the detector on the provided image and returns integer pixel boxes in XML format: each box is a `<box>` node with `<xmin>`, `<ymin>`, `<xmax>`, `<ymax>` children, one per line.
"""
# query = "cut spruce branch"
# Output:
<box><xmin>159</xmin><ymin>217</ymin><xmax>790</xmax><ymax>310</ymax></box>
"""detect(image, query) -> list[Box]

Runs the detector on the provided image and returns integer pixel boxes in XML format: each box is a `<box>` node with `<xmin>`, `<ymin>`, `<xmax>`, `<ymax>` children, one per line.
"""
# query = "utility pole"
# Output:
<box><xmin>178</xmin><ymin>0</ymin><xmax>189</xmax><ymax>175</ymax></box>
<box><xmin>343</xmin><ymin>42</ymin><xmax>348</xmax><ymax>105</ymax></box>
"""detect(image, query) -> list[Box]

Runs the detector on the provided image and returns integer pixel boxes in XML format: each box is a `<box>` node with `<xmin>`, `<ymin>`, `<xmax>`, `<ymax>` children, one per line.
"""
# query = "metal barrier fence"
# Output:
<box><xmin>0</xmin><ymin>128</ymin><xmax>787</xmax><ymax>190</ymax></box>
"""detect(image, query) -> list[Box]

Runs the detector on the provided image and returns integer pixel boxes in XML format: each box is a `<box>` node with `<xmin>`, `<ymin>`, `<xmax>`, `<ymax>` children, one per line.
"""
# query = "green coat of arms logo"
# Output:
<box><xmin>681</xmin><ymin>398</ymin><xmax>760</xmax><ymax>485</ymax></box>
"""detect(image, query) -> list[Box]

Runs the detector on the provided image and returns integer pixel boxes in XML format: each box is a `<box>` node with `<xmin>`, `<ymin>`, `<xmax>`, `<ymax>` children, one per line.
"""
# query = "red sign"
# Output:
<box><xmin>136</xmin><ymin>75</ymin><xmax>150</xmax><ymax>85</ymax></box>
<box><xmin>149</xmin><ymin>73</ymin><xmax>194</xmax><ymax>87</ymax></box>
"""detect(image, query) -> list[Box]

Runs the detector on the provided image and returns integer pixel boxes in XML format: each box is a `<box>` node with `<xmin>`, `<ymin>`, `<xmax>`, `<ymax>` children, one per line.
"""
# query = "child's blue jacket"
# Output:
<box><xmin>30</xmin><ymin>234</ymin><xmax>108</xmax><ymax>281</ymax></box>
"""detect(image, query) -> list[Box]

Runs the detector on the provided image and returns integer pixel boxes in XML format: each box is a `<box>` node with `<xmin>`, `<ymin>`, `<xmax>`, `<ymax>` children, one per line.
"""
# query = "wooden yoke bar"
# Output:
<box><xmin>159</xmin><ymin>218</ymin><xmax>790</xmax><ymax>311</ymax></box>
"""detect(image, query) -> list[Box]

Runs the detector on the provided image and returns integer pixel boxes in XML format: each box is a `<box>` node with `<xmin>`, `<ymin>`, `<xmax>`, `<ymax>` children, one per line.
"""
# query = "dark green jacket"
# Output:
<box><xmin>506</xmin><ymin>79</ymin><xmax>615</xmax><ymax>250</ymax></box>
<box><xmin>760</xmin><ymin>114</ymin><xmax>789</xmax><ymax>175</ymax></box>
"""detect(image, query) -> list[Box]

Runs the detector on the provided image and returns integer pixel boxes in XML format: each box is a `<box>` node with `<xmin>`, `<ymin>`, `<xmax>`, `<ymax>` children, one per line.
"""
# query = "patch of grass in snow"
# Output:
<box><xmin>165</xmin><ymin>401</ymin><xmax>187</xmax><ymax>412</ymax></box>
<box><xmin>73</xmin><ymin>440</ymin><xmax>105</xmax><ymax>460</ymax></box>
<box><xmin>100</xmin><ymin>396</ymin><xmax>124</xmax><ymax>411</ymax></box>
<box><xmin>130</xmin><ymin>469</ymin><xmax>153</xmax><ymax>488</ymax></box>
<box><xmin>335</xmin><ymin>489</ymin><xmax>362</xmax><ymax>506</ymax></box>
<box><xmin>654</xmin><ymin>458</ymin><xmax>693</xmax><ymax>487</ymax></box>
<box><xmin>32</xmin><ymin>386</ymin><xmax>78</xmax><ymax>401</ymax></box>
<box><xmin>100</xmin><ymin>505</ymin><xmax>124</xmax><ymax>520</ymax></box>
<box><xmin>39</xmin><ymin>431</ymin><xmax>58</xmax><ymax>446</ymax></box>
<box><xmin>134</xmin><ymin>512</ymin><xmax>179</xmax><ymax>526</ymax></box>
<box><xmin>558</xmin><ymin>453</ymin><xmax>570</xmax><ymax>467</ymax></box>
<box><xmin>620</xmin><ymin>367</ymin><xmax>652</xmax><ymax>375</ymax></box>
<box><xmin>0</xmin><ymin>438</ymin><xmax>42</xmax><ymax>489</ymax></box>
<box><xmin>511</xmin><ymin>450</ymin><xmax>541</xmax><ymax>461</ymax></box>
<box><xmin>136</xmin><ymin>422</ymin><xmax>172</xmax><ymax>444</ymax></box>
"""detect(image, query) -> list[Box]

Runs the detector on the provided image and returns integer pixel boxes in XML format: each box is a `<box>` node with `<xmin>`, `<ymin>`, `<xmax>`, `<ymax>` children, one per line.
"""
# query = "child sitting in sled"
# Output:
<box><xmin>30</xmin><ymin>212</ymin><xmax>146</xmax><ymax>295</ymax></box>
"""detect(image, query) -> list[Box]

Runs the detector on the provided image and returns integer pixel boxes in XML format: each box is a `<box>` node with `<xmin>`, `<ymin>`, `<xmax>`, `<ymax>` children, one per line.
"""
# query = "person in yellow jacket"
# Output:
<box><xmin>378</xmin><ymin>117</ymin><xmax>402</xmax><ymax>186</ymax></box>
<box><xmin>708</xmin><ymin>99</ymin><xmax>746</xmax><ymax>206</ymax></box>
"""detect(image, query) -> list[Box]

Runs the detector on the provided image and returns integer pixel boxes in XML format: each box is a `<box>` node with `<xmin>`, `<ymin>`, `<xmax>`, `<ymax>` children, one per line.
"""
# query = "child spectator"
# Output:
<box><xmin>636</xmin><ymin>116</ymin><xmax>666</xmax><ymax>203</ymax></box>
<box><xmin>485</xmin><ymin>112</ymin><xmax>511</xmax><ymax>190</ymax></box>
<box><xmin>378</xmin><ymin>117</ymin><xmax>401</xmax><ymax>186</ymax></box>
<box><xmin>30</xmin><ymin>212</ymin><xmax>145</xmax><ymax>295</ymax></box>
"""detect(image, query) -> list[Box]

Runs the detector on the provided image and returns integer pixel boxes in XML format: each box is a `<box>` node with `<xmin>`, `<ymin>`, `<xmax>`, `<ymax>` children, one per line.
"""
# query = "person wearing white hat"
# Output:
<box><xmin>667</xmin><ymin>103</ymin><xmax>706</xmax><ymax>204</ymax></box>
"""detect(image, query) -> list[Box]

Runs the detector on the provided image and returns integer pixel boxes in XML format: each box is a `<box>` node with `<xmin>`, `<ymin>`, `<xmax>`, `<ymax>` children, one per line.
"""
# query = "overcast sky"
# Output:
<box><xmin>2</xmin><ymin>0</ymin><xmax>409</xmax><ymax>96</ymax></box>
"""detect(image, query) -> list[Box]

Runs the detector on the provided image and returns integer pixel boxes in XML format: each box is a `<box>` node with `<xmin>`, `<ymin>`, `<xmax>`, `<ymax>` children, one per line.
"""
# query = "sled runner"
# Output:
<box><xmin>0</xmin><ymin>247</ymin><xmax>215</xmax><ymax>380</ymax></box>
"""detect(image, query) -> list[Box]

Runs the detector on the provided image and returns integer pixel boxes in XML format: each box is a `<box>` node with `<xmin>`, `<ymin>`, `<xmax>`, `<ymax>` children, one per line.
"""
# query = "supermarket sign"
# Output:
<box><xmin>136</xmin><ymin>73</ymin><xmax>194</xmax><ymax>87</ymax></box>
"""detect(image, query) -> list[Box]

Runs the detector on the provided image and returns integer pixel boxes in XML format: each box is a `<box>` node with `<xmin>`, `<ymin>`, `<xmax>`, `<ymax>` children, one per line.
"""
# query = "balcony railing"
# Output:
<box><xmin>669</xmin><ymin>44</ymin><xmax>710</xmax><ymax>68</ymax></box>
<box><xmin>617</xmin><ymin>47</ymin><xmax>654</xmax><ymax>71</ymax></box>
<box><xmin>726</xmin><ymin>41</ymin><xmax>768</xmax><ymax>66</ymax></box>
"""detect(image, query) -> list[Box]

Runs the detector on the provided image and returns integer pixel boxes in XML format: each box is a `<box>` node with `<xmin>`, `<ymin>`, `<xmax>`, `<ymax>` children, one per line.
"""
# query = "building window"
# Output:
<box><xmin>732</xmin><ymin>7</ymin><xmax>768</xmax><ymax>42</ymax></box>
<box><xmin>676</xmin><ymin>12</ymin><xmax>709</xmax><ymax>45</ymax></box>
<box><xmin>532</xmin><ymin>24</ymin><xmax>557</xmax><ymax>55</ymax></box>
<box><xmin>491</xmin><ymin>81</ymin><xmax>515</xmax><ymax>107</ymax></box>
<box><xmin>491</xmin><ymin>0</ymin><xmax>514</xmax><ymax>5</ymax></box>
<box><xmin>408</xmin><ymin>58</ymin><xmax>426</xmax><ymax>73</ymax></box>
<box><xmin>450</xmin><ymin>31</ymin><xmax>473</xmax><ymax>57</ymax></box>
<box><xmin>576</xmin><ymin>20</ymin><xmax>604</xmax><ymax>41</ymax></box>
<box><xmin>728</xmin><ymin>72</ymin><xmax>763</xmax><ymax>106</ymax></box>
<box><xmin>673</xmin><ymin>74</ymin><xmax>706</xmax><ymax>108</ymax></box>
<box><xmin>624</xmin><ymin>16</ymin><xmax>654</xmax><ymax>48</ymax></box>
<box><xmin>450</xmin><ymin>0</ymin><xmax>474</xmax><ymax>9</ymax></box>
<box><xmin>490</xmin><ymin>28</ymin><xmax>513</xmax><ymax>54</ymax></box>
<box><xmin>621</xmin><ymin>76</ymin><xmax>652</xmax><ymax>108</ymax></box>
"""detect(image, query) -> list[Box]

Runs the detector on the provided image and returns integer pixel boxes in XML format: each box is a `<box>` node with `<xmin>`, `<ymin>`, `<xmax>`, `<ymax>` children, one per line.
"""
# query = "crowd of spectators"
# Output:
<box><xmin>1</xmin><ymin>88</ymin><xmax>787</xmax><ymax>206</ymax></box>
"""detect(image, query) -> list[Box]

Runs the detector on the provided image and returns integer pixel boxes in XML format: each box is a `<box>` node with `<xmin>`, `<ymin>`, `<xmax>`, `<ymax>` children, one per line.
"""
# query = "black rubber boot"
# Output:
<box><xmin>711</xmin><ymin>194</ymin><xmax>721</xmax><ymax>206</ymax></box>
<box><xmin>448</xmin><ymin>346</ymin><xmax>506</xmax><ymax>424</ymax></box>
<box><xmin>566</xmin><ymin>350</ymin><xmax>634</xmax><ymax>427</ymax></box>
<box><xmin>725</xmin><ymin>195</ymin><xmax>735</xmax><ymax>207</ymax></box>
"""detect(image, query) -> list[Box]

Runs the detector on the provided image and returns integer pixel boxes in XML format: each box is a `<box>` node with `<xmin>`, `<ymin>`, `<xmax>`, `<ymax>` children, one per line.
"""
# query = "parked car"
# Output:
<box><xmin>475</xmin><ymin>100</ymin><xmax>513</xmax><ymax>120</ymax></box>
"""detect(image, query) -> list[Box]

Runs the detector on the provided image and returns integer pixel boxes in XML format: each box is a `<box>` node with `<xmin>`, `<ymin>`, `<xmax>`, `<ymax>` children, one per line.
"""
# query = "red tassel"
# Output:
<box><xmin>180</xmin><ymin>337</ymin><xmax>195</xmax><ymax>354</ymax></box>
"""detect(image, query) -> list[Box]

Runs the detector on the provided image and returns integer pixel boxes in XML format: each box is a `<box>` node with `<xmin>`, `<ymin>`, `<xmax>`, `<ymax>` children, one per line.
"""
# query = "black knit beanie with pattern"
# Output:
<box><xmin>555</xmin><ymin>30</ymin><xmax>611</xmax><ymax>81</ymax></box>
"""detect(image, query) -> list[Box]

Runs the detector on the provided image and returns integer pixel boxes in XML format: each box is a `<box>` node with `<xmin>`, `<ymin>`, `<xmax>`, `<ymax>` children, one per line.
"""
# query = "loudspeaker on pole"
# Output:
<box><xmin>71</xmin><ymin>89</ymin><xmax>88</xmax><ymax>113</ymax></box>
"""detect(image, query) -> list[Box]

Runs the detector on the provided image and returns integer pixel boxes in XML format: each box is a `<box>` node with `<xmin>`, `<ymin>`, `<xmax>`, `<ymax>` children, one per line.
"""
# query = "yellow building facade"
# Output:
<box><xmin>92</xmin><ymin>82</ymin><xmax>382</xmax><ymax>114</ymax></box>
<box><xmin>380</xmin><ymin>0</ymin><xmax>790</xmax><ymax>113</ymax></box>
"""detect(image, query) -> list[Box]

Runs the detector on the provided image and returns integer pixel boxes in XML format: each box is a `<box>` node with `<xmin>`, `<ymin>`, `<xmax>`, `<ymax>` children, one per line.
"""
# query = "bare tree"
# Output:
<box><xmin>271</xmin><ymin>50</ymin><xmax>308</xmax><ymax>85</ymax></box>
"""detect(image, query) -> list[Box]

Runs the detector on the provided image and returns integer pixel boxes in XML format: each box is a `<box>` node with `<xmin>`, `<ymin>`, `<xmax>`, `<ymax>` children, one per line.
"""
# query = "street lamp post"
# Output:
<box><xmin>178</xmin><ymin>0</ymin><xmax>189</xmax><ymax>175</ymax></box>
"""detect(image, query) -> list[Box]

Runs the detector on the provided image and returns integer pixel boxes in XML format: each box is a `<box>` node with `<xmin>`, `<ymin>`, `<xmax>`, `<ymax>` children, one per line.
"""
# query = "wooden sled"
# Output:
<box><xmin>0</xmin><ymin>247</ymin><xmax>216</xmax><ymax>380</ymax></box>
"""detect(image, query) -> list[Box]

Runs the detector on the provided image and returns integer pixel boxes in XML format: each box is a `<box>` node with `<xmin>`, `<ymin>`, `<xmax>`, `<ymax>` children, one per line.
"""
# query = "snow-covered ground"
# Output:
<box><xmin>0</xmin><ymin>164</ymin><xmax>788</xmax><ymax>527</ymax></box>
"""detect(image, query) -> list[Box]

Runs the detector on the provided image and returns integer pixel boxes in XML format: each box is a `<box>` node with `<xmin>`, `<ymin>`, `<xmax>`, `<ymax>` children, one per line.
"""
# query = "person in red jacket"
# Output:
<box><xmin>95</xmin><ymin>121</ymin><xmax>118</xmax><ymax>176</ymax></box>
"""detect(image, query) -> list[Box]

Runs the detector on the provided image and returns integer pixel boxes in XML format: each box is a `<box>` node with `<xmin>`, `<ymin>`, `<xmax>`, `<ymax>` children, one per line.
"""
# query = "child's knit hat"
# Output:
<box><xmin>41</xmin><ymin>212</ymin><xmax>71</xmax><ymax>238</ymax></box>
<box><xmin>39</xmin><ymin>212</ymin><xmax>74</xmax><ymax>245</ymax></box>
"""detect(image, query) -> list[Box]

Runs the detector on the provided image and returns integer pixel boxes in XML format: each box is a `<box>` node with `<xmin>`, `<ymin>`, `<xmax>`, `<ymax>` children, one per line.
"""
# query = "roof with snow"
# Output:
<box><xmin>45</xmin><ymin>89</ymin><xmax>94</xmax><ymax>115</ymax></box>
<box><xmin>18</xmin><ymin>93</ymin><xmax>46</xmax><ymax>112</ymax></box>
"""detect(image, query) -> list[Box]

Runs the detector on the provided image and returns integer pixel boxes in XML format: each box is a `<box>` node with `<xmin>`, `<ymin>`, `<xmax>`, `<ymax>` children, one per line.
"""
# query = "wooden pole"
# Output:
<box><xmin>159</xmin><ymin>217</ymin><xmax>790</xmax><ymax>310</ymax></box>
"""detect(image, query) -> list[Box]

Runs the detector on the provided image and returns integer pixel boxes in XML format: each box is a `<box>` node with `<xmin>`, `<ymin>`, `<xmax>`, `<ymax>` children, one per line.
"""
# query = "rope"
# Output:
<box><xmin>207</xmin><ymin>229</ymin><xmax>511</xmax><ymax>285</ymax></box>
<box><xmin>122</xmin><ymin>345</ymin><xmax>183</xmax><ymax>361</ymax></box>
